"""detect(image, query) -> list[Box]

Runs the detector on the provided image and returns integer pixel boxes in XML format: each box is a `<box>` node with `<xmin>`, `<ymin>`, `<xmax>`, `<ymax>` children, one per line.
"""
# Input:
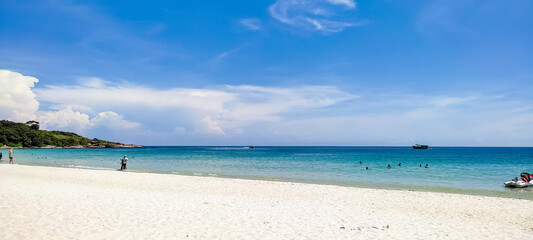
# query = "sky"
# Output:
<box><xmin>1</xmin><ymin>0</ymin><xmax>532</xmax><ymax>146</ymax></box>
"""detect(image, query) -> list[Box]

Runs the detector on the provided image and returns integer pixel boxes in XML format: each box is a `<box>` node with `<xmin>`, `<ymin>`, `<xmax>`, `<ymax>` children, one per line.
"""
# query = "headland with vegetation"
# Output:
<box><xmin>0</xmin><ymin>120</ymin><xmax>143</xmax><ymax>148</ymax></box>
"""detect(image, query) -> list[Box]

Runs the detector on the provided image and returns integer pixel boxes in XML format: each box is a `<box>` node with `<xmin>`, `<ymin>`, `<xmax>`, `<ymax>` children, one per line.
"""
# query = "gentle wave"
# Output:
<box><xmin>61</xmin><ymin>165</ymin><xmax>116</xmax><ymax>171</ymax></box>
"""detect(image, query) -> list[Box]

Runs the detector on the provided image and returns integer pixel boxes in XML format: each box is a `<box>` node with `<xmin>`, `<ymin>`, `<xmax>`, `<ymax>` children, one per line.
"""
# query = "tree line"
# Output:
<box><xmin>0</xmin><ymin>120</ymin><xmax>101</xmax><ymax>147</ymax></box>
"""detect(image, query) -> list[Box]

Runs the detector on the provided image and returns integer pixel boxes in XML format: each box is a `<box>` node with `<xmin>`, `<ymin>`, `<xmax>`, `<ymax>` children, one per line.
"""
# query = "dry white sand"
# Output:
<box><xmin>0</xmin><ymin>164</ymin><xmax>532</xmax><ymax>239</ymax></box>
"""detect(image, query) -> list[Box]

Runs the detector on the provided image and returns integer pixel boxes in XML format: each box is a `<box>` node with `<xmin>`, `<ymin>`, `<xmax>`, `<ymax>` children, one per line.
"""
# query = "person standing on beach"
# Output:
<box><xmin>0</xmin><ymin>152</ymin><xmax>2</xmax><ymax>161</ymax></box>
<box><xmin>120</xmin><ymin>155</ymin><xmax>128</xmax><ymax>170</ymax></box>
<box><xmin>9</xmin><ymin>148</ymin><xmax>14</xmax><ymax>164</ymax></box>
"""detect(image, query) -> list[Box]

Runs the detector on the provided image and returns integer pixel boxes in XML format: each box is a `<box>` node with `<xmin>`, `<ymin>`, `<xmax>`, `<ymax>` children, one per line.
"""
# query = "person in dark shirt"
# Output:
<box><xmin>120</xmin><ymin>155</ymin><xmax>128</xmax><ymax>170</ymax></box>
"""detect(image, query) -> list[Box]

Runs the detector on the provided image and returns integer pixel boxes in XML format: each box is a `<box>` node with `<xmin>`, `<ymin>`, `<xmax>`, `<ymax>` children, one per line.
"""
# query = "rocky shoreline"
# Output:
<box><xmin>1</xmin><ymin>142</ymin><xmax>144</xmax><ymax>149</ymax></box>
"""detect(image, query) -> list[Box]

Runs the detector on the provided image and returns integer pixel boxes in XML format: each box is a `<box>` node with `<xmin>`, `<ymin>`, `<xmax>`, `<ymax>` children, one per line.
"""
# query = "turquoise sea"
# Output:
<box><xmin>2</xmin><ymin>146</ymin><xmax>532</xmax><ymax>199</ymax></box>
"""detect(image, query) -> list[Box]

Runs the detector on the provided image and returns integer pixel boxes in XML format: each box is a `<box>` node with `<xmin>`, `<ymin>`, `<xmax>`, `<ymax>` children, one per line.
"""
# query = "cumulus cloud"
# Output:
<box><xmin>35</xmin><ymin>80</ymin><xmax>357</xmax><ymax>136</ymax></box>
<box><xmin>0</xmin><ymin>70</ymin><xmax>140</xmax><ymax>135</ymax></box>
<box><xmin>201</xmin><ymin>116</ymin><xmax>225</xmax><ymax>135</ymax></box>
<box><xmin>5</xmin><ymin>69</ymin><xmax>531</xmax><ymax>146</ymax></box>
<box><xmin>37</xmin><ymin>107</ymin><xmax>141</xmax><ymax>133</ymax></box>
<box><xmin>91</xmin><ymin>111</ymin><xmax>140</xmax><ymax>129</ymax></box>
<box><xmin>268</xmin><ymin>0</ymin><xmax>362</xmax><ymax>33</ymax></box>
<box><xmin>0</xmin><ymin>70</ymin><xmax>39</xmax><ymax>122</ymax></box>
<box><xmin>37</xmin><ymin>107</ymin><xmax>92</xmax><ymax>131</ymax></box>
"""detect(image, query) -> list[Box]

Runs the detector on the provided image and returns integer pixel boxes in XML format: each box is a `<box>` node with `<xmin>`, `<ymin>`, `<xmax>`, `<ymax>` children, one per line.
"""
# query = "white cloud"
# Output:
<box><xmin>211</xmin><ymin>47</ymin><xmax>242</xmax><ymax>66</ymax></box>
<box><xmin>327</xmin><ymin>0</ymin><xmax>356</xmax><ymax>8</ymax></box>
<box><xmin>201</xmin><ymin>116</ymin><xmax>225</xmax><ymax>135</ymax></box>
<box><xmin>37</xmin><ymin>107</ymin><xmax>140</xmax><ymax>133</ymax></box>
<box><xmin>0</xmin><ymin>70</ymin><xmax>39</xmax><ymax>122</ymax></box>
<box><xmin>35</xmin><ymin>80</ymin><xmax>357</xmax><ymax>136</ymax></box>
<box><xmin>268</xmin><ymin>0</ymin><xmax>362</xmax><ymax>33</ymax></box>
<box><xmin>36</xmin><ymin>85</ymin><xmax>233</xmax><ymax>112</ymax></box>
<box><xmin>239</xmin><ymin>18</ymin><xmax>261</xmax><ymax>30</ymax></box>
<box><xmin>37</xmin><ymin>107</ymin><xmax>92</xmax><ymax>131</ymax></box>
<box><xmin>220</xmin><ymin>85</ymin><xmax>356</xmax><ymax>125</ymax></box>
<box><xmin>77</xmin><ymin>77</ymin><xmax>113</xmax><ymax>88</ymax></box>
<box><xmin>91</xmin><ymin>111</ymin><xmax>140</xmax><ymax>129</ymax></box>
<box><xmin>0</xmin><ymin>70</ymin><xmax>140</xmax><ymax>135</ymax></box>
<box><xmin>4</xmin><ymin>70</ymin><xmax>532</xmax><ymax>146</ymax></box>
<box><xmin>432</xmin><ymin>96</ymin><xmax>474</xmax><ymax>107</ymax></box>
<box><xmin>256</xmin><ymin>103</ymin><xmax>533</xmax><ymax>146</ymax></box>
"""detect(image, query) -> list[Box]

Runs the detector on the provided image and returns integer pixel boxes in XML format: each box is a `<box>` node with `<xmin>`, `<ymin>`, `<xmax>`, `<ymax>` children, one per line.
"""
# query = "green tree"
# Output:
<box><xmin>25</xmin><ymin>120</ymin><xmax>40</xmax><ymax>130</ymax></box>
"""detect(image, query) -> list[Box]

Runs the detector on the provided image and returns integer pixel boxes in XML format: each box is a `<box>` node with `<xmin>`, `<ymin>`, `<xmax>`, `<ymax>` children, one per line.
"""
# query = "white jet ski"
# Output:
<box><xmin>504</xmin><ymin>172</ymin><xmax>533</xmax><ymax>188</ymax></box>
<box><xmin>504</xmin><ymin>178</ymin><xmax>533</xmax><ymax>188</ymax></box>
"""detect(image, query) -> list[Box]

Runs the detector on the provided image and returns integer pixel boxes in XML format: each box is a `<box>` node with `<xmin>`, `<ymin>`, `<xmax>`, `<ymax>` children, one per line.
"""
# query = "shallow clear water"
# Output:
<box><xmin>2</xmin><ymin>146</ymin><xmax>533</xmax><ymax>198</ymax></box>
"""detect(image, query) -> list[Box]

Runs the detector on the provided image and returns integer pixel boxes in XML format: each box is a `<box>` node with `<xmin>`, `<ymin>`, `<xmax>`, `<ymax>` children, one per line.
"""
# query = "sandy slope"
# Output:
<box><xmin>0</xmin><ymin>164</ymin><xmax>532</xmax><ymax>239</ymax></box>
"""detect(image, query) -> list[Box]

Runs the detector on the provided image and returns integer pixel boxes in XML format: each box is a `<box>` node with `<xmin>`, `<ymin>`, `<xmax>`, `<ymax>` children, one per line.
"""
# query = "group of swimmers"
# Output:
<box><xmin>359</xmin><ymin>161</ymin><xmax>429</xmax><ymax>170</ymax></box>
<box><xmin>0</xmin><ymin>148</ymin><xmax>14</xmax><ymax>164</ymax></box>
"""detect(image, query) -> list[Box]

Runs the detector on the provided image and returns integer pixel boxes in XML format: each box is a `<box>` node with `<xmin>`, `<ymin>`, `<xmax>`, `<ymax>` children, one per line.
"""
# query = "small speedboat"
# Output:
<box><xmin>504</xmin><ymin>172</ymin><xmax>533</xmax><ymax>188</ymax></box>
<box><xmin>412</xmin><ymin>144</ymin><xmax>429</xmax><ymax>149</ymax></box>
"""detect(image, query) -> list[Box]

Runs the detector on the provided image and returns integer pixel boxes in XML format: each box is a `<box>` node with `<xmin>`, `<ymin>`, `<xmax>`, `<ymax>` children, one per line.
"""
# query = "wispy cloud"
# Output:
<box><xmin>238</xmin><ymin>18</ymin><xmax>261</xmax><ymax>30</ymax></box>
<box><xmin>263</xmin><ymin>94</ymin><xmax>533</xmax><ymax>146</ymax></box>
<box><xmin>431</xmin><ymin>96</ymin><xmax>474</xmax><ymax>108</ymax></box>
<box><xmin>327</xmin><ymin>0</ymin><xmax>356</xmax><ymax>8</ymax></box>
<box><xmin>5</xmin><ymin>1</ymin><xmax>170</xmax><ymax>69</ymax></box>
<box><xmin>268</xmin><ymin>0</ymin><xmax>363</xmax><ymax>33</ymax></box>
<box><xmin>34</xmin><ymin>82</ymin><xmax>356</xmax><ymax>134</ymax></box>
<box><xmin>211</xmin><ymin>47</ymin><xmax>243</xmax><ymax>67</ymax></box>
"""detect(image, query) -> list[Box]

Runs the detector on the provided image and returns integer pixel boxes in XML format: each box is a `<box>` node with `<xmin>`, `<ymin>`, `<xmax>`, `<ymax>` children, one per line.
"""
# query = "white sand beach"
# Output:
<box><xmin>0</xmin><ymin>164</ymin><xmax>532</xmax><ymax>239</ymax></box>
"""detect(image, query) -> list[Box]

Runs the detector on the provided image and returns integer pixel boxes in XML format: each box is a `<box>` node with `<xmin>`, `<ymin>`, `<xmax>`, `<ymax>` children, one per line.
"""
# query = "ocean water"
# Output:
<box><xmin>2</xmin><ymin>146</ymin><xmax>533</xmax><ymax>198</ymax></box>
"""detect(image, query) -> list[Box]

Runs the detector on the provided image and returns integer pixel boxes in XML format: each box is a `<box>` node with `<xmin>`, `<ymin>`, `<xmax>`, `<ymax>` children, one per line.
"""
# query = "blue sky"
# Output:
<box><xmin>1</xmin><ymin>0</ymin><xmax>532</xmax><ymax>146</ymax></box>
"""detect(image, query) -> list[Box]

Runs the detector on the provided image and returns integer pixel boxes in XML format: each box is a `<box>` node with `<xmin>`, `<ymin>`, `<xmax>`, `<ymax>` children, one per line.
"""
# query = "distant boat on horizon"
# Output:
<box><xmin>413</xmin><ymin>144</ymin><xmax>429</xmax><ymax>149</ymax></box>
<box><xmin>249</xmin><ymin>145</ymin><xmax>255</xmax><ymax>149</ymax></box>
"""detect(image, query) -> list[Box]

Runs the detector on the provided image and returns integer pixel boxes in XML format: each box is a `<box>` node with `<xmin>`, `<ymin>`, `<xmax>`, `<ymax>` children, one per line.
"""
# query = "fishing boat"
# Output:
<box><xmin>412</xmin><ymin>144</ymin><xmax>429</xmax><ymax>149</ymax></box>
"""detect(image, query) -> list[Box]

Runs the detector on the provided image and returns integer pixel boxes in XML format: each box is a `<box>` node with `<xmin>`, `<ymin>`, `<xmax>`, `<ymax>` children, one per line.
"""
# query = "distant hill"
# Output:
<box><xmin>0</xmin><ymin>120</ymin><xmax>143</xmax><ymax>148</ymax></box>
